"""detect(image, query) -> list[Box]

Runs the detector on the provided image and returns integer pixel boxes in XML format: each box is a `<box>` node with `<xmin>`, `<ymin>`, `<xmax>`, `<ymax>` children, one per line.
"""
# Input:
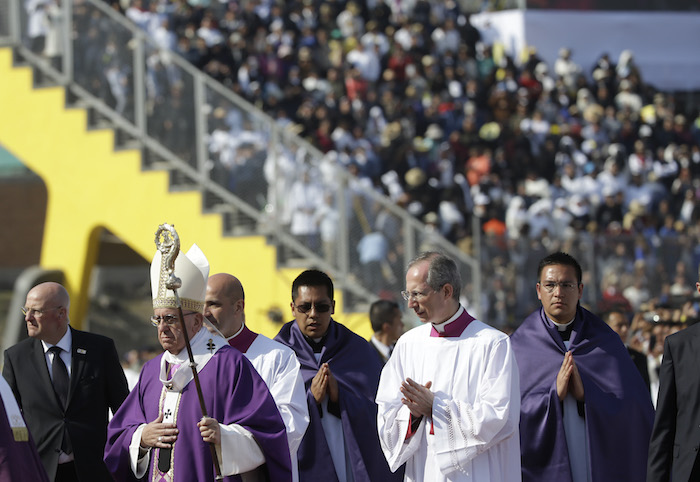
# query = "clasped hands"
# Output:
<box><xmin>557</xmin><ymin>351</ymin><xmax>585</xmax><ymax>402</ymax></box>
<box><xmin>140</xmin><ymin>413</ymin><xmax>221</xmax><ymax>449</ymax></box>
<box><xmin>400</xmin><ymin>378</ymin><xmax>433</xmax><ymax>418</ymax></box>
<box><xmin>311</xmin><ymin>363</ymin><xmax>339</xmax><ymax>404</ymax></box>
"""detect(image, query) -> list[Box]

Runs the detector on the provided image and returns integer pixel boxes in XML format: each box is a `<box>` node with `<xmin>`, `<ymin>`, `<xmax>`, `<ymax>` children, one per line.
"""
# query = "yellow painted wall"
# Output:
<box><xmin>0</xmin><ymin>48</ymin><xmax>371</xmax><ymax>340</ymax></box>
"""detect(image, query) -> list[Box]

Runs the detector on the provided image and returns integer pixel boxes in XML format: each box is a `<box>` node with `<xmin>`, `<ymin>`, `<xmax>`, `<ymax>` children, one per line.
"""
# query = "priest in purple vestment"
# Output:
<box><xmin>511</xmin><ymin>251</ymin><xmax>654</xmax><ymax>482</ymax></box>
<box><xmin>274</xmin><ymin>269</ymin><xmax>401</xmax><ymax>482</ymax></box>
<box><xmin>0</xmin><ymin>376</ymin><xmax>50</xmax><ymax>482</ymax></box>
<box><xmin>104</xmin><ymin>243</ymin><xmax>291</xmax><ymax>481</ymax></box>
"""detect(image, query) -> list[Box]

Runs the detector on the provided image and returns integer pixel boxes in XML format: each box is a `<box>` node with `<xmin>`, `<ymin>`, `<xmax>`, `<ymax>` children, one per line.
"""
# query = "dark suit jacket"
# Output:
<box><xmin>647</xmin><ymin>322</ymin><xmax>700</xmax><ymax>482</ymax></box>
<box><xmin>3</xmin><ymin>327</ymin><xmax>129</xmax><ymax>481</ymax></box>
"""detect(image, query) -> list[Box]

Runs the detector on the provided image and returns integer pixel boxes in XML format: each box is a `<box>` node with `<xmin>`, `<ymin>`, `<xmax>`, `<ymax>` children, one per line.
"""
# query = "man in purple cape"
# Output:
<box><xmin>511</xmin><ymin>252</ymin><xmax>654</xmax><ymax>482</ymax></box>
<box><xmin>0</xmin><ymin>376</ymin><xmax>50</xmax><ymax>482</ymax></box>
<box><xmin>104</xmin><ymin>243</ymin><xmax>291</xmax><ymax>481</ymax></box>
<box><xmin>274</xmin><ymin>269</ymin><xmax>401</xmax><ymax>482</ymax></box>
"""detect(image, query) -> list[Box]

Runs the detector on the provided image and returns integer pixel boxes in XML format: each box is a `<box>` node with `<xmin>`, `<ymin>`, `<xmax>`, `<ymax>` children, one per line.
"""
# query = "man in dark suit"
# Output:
<box><xmin>647</xmin><ymin>284</ymin><xmax>700</xmax><ymax>481</ymax></box>
<box><xmin>368</xmin><ymin>299</ymin><xmax>404</xmax><ymax>364</ymax></box>
<box><xmin>3</xmin><ymin>282</ymin><xmax>129</xmax><ymax>482</ymax></box>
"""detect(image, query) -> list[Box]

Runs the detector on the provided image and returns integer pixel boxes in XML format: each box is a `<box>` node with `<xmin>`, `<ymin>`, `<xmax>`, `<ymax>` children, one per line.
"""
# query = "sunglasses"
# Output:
<box><xmin>295</xmin><ymin>302</ymin><xmax>332</xmax><ymax>314</ymax></box>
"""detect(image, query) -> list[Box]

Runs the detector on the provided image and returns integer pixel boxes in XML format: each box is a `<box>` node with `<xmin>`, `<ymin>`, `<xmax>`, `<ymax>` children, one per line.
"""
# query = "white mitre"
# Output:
<box><xmin>150</xmin><ymin>243</ymin><xmax>210</xmax><ymax>313</ymax></box>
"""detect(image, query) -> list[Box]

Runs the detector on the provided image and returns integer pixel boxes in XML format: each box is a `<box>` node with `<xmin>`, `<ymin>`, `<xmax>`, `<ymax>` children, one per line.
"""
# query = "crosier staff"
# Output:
<box><xmin>155</xmin><ymin>223</ymin><xmax>223</xmax><ymax>480</ymax></box>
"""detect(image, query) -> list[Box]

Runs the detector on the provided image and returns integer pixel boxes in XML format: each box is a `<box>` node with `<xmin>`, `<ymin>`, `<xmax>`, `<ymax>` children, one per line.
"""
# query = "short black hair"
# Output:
<box><xmin>369</xmin><ymin>299</ymin><xmax>399</xmax><ymax>333</ymax></box>
<box><xmin>292</xmin><ymin>269</ymin><xmax>334</xmax><ymax>302</ymax></box>
<box><xmin>537</xmin><ymin>252</ymin><xmax>582</xmax><ymax>284</ymax></box>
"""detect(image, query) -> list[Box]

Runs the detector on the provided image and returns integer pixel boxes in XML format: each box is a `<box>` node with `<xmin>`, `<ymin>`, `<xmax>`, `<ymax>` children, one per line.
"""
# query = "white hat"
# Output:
<box><xmin>151</xmin><ymin>244</ymin><xmax>210</xmax><ymax>313</ymax></box>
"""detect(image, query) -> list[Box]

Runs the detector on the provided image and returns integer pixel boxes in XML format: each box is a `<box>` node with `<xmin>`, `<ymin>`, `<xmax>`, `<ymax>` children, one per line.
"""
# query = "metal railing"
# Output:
<box><xmin>0</xmin><ymin>0</ymin><xmax>481</xmax><ymax>316</ymax></box>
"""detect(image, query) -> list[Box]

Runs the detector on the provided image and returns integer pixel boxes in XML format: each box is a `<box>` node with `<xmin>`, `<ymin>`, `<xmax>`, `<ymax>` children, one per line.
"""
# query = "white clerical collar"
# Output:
<box><xmin>225</xmin><ymin>322</ymin><xmax>246</xmax><ymax>342</ymax></box>
<box><xmin>550</xmin><ymin>317</ymin><xmax>575</xmax><ymax>331</ymax></box>
<box><xmin>42</xmin><ymin>327</ymin><xmax>72</xmax><ymax>355</ymax></box>
<box><xmin>432</xmin><ymin>305</ymin><xmax>464</xmax><ymax>333</ymax></box>
<box><xmin>370</xmin><ymin>335</ymin><xmax>391</xmax><ymax>359</ymax></box>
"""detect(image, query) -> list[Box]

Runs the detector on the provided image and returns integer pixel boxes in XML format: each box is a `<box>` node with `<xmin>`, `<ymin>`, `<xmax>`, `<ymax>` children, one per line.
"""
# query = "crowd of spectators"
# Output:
<box><xmin>26</xmin><ymin>0</ymin><xmax>700</xmax><ymax>335</ymax></box>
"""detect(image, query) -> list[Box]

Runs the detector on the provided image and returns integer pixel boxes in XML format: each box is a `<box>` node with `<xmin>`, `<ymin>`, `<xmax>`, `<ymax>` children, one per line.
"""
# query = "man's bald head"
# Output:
<box><xmin>204</xmin><ymin>273</ymin><xmax>245</xmax><ymax>338</ymax></box>
<box><xmin>24</xmin><ymin>282</ymin><xmax>71</xmax><ymax>344</ymax></box>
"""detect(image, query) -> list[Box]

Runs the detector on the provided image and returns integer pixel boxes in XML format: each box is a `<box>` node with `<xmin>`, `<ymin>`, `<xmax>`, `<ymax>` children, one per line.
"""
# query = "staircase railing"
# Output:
<box><xmin>0</xmin><ymin>0</ymin><xmax>481</xmax><ymax>315</ymax></box>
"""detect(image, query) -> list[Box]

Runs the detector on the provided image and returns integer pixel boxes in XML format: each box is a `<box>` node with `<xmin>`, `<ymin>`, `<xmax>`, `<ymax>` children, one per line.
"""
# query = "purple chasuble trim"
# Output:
<box><xmin>228</xmin><ymin>325</ymin><xmax>258</xmax><ymax>354</ymax></box>
<box><xmin>429</xmin><ymin>310</ymin><xmax>475</xmax><ymax>337</ymax></box>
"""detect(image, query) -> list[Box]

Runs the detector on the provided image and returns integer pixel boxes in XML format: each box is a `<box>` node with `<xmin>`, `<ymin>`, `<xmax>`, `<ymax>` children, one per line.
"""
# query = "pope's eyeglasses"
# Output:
<box><xmin>150</xmin><ymin>312</ymin><xmax>197</xmax><ymax>327</ymax></box>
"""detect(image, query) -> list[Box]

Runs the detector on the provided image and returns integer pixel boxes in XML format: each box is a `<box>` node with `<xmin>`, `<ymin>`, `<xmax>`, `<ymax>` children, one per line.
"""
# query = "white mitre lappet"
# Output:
<box><xmin>150</xmin><ymin>243</ymin><xmax>210</xmax><ymax>313</ymax></box>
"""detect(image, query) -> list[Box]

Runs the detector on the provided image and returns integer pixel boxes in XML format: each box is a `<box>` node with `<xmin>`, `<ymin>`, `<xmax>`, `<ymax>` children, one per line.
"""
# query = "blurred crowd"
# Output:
<box><xmin>26</xmin><ymin>0</ymin><xmax>700</xmax><ymax>332</ymax></box>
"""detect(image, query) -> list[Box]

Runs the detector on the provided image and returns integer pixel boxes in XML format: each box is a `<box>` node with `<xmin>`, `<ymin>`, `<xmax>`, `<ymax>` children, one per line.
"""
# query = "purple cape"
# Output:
<box><xmin>104</xmin><ymin>345</ymin><xmax>291</xmax><ymax>481</ymax></box>
<box><xmin>275</xmin><ymin>319</ymin><xmax>402</xmax><ymax>482</ymax></box>
<box><xmin>0</xmin><ymin>396</ymin><xmax>50</xmax><ymax>482</ymax></box>
<box><xmin>510</xmin><ymin>307</ymin><xmax>654</xmax><ymax>482</ymax></box>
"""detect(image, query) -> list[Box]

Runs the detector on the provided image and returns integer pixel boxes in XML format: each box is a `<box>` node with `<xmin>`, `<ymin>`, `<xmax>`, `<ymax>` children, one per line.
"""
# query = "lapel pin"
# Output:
<box><xmin>77</xmin><ymin>348</ymin><xmax>87</xmax><ymax>354</ymax></box>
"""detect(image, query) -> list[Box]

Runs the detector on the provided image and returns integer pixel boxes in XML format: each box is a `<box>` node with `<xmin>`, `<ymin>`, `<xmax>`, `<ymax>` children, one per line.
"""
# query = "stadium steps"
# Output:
<box><xmin>0</xmin><ymin>47</ymin><xmax>371</xmax><ymax>339</ymax></box>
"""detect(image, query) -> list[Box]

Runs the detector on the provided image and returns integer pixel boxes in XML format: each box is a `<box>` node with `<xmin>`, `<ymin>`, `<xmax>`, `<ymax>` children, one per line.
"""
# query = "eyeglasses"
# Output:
<box><xmin>401</xmin><ymin>289</ymin><xmax>433</xmax><ymax>301</ymax></box>
<box><xmin>150</xmin><ymin>312</ymin><xmax>197</xmax><ymax>327</ymax></box>
<box><xmin>294</xmin><ymin>302</ymin><xmax>332</xmax><ymax>314</ymax></box>
<box><xmin>21</xmin><ymin>306</ymin><xmax>62</xmax><ymax>317</ymax></box>
<box><xmin>540</xmin><ymin>281</ymin><xmax>579</xmax><ymax>293</ymax></box>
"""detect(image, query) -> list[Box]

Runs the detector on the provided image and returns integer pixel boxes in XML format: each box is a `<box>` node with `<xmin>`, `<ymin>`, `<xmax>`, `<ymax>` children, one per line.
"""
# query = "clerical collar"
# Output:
<box><xmin>226</xmin><ymin>323</ymin><xmax>258</xmax><ymax>354</ymax></box>
<box><xmin>226</xmin><ymin>322</ymin><xmax>246</xmax><ymax>340</ymax></box>
<box><xmin>430</xmin><ymin>306</ymin><xmax>474</xmax><ymax>338</ymax></box>
<box><xmin>304</xmin><ymin>334</ymin><xmax>327</xmax><ymax>353</ymax></box>
<box><xmin>551</xmin><ymin>318</ymin><xmax>575</xmax><ymax>331</ymax></box>
<box><xmin>549</xmin><ymin>317</ymin><xmax>575</xmax><ymax>342</ymax></box>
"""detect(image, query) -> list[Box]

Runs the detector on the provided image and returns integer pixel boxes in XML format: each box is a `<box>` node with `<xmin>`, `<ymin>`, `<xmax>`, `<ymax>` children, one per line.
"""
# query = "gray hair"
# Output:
<box><xmin>407</xmin><ymin>252</ymin><xmax>461</xmax><ymax>301</ymax></box>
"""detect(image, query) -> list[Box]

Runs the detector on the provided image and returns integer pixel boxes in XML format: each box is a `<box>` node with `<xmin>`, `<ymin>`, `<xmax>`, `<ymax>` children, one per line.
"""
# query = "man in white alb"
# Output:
<box><xmin>376</xmin><ymin>251</ymin><xmax>521</xmax><ymax>481</ymax></box>
<box><xmin>205</xmin><ymin>273</ymin><xmax>309</xmax><ymax>482</ymax></box>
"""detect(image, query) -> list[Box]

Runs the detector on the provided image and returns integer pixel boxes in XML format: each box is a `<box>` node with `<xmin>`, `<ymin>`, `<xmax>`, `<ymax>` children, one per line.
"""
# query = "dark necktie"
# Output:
<box><xmin>49</xmin><ymin>346</ymin><xmax>72</xmax><ymax>454</ymax></box>
<box><xmin>49</xmin><ymin>346</ymin><xmax>69</xmax><ymax>408</ymax></box>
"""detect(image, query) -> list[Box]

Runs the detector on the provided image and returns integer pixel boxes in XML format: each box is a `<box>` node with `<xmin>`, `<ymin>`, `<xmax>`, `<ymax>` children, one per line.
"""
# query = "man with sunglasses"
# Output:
<box><xmin>105</xmin><ymin>244</ymin><xmax>292</xmax><ymax>481</ymax></box>
<box><xmin>511</xmin><ymin>251</ymin><xmax>654</xmax><ymax>482</ymax></box>
<box><xmin>275</xmin><ymin>269</ymin><xmax>401</xmax><ymax>482</ymax></box>
<box><xmin>3</xmin><ymin>281</ymin><xmax>129</xmax><ymax>482</ymax></box>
